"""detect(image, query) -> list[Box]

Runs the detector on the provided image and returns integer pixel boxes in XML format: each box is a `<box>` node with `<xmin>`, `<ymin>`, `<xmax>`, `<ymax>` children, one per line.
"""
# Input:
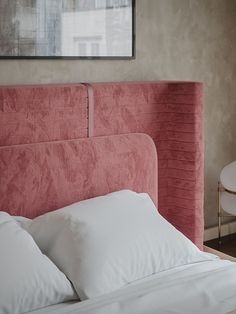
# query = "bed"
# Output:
<box><xmin>1</xmin><ymin>82</ymin><xmax>236</xmax><ymax>314</ymax></box>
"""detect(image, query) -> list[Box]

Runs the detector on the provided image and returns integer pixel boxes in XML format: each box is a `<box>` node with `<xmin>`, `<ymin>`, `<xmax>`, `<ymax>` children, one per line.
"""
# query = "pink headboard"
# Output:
<box><xmin>0</xmin><ymin>84</ymin><xmax>88</xmax><ymax>145</ymax></box>
<box><xmin>0</xmin><ymin>81</ymin><xmax>204</xmax><ymax>248</ymax></box>
<box><xmin>0</xmin><ymin>133</ymin><xmax>157</xmax><ymax>218</ymax></box>
<box><xmin>91</xmin><ymin>82</ymin><xmax>204</xmax><ymax>249</ymax></box>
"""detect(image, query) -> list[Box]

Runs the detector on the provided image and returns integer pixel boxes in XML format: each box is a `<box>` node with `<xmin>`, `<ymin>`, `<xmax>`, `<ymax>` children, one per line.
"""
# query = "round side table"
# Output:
<box><xmin>218</xmin><ymin>161</ymin><xmax>236</xmax><ymax>244</ymax></box>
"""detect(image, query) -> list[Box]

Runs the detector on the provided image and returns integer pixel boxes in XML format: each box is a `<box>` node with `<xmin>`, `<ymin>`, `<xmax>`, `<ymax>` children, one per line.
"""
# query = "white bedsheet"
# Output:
<box><xmin>29</xmin><ymin>259</ymin><xmax>236</xmax><ymax>314</ymax></box>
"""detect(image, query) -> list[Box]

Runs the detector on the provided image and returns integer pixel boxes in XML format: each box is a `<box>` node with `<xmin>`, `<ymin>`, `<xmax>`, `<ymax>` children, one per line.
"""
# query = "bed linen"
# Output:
<box><xmin>14</xmin><ymin>215</ymin><xmax>32</xmax><ymax>229</ymax></box>
<box><xmin>0</xmin><ymin>212</ymin><xmax>77</xmax><ymax>314</ymax></box>
<box><xmin>28</xmin><ymin>259</ymin><xmax>236</xmax><ymax>314</ymax></box>
<box><xmin>27</xmin><ymin>190</ymin><xmax>211</xmax><ymax>300</ymax></box>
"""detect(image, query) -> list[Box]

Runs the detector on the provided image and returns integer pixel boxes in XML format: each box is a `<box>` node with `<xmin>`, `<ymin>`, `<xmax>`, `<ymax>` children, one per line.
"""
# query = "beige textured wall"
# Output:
<box><xmin>0</xmin><ymin>0</ymin><xmax>236</xmax><ymax>228</ymax></box>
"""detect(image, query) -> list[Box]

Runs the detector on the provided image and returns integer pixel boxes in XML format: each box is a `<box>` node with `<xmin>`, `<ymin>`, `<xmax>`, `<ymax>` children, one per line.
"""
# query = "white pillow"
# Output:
<box><xmin>0</xmin><ymin>212</ymin><xmax>77</xmax><ymax>314</ymax></box>
<box><xmin>28</xmin><ymin>190</ymin><xmax>215</xmax><ymax>300</ymax></box>
<box><xmin>13</xmin><ymin>215</ymin><xmax>32</xmax><ymax>229</ymax></box>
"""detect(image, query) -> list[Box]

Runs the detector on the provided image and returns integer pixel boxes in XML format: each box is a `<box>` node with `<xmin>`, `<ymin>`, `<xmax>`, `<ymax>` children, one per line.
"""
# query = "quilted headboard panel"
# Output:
<box><xmin>0</xmin><ymin>84</ymin><xmax>88</xmax><ymax>145</ymax></box>
<box><xmin>0</xmin><ymin>134</ymin><xmax>157</xmax><ymax>218</ymax></box>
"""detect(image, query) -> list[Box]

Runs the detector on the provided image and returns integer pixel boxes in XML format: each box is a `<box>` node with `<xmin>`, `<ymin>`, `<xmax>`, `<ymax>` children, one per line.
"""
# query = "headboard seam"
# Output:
<box><xmin>82</xmin><ymin>83</ymin><xmax>94</xmax><ymax>137</ymax></box>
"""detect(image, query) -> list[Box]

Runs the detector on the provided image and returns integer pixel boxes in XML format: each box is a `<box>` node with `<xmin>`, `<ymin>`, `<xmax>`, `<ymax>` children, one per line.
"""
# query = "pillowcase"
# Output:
<box><xmin>0</xmin><ymin>212</ymin><xmax>77</xmax><ymax>314</ymax></box>
<box><xmin>13</xmin><ymin>215</ymin><xmax>32</xmax><ymax>229</ymax></box>
<box><xmin>28</xmin><ymin>190</ymin><xmax>215</xmax><ymax>300</ymax></box>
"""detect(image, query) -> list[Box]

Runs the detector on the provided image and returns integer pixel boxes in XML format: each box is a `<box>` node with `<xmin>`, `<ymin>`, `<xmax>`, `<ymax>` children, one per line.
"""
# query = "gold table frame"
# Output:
<box><xmin>218</xmin><ymin>181</ymin><xmax>236</xmax><ymax>244</ymax></box>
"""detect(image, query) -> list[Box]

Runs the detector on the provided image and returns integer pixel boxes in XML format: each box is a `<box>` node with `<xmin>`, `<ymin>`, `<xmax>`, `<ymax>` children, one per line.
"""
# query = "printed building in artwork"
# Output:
<box><xmin>0</xmin><ymin>0</ymin><xmax>132</xmax><ymax>57</ymax></box>
<box><xmin>61</xmin><ymin>0</ymin><xmax>132</xmax><ymax>57</ymax></box>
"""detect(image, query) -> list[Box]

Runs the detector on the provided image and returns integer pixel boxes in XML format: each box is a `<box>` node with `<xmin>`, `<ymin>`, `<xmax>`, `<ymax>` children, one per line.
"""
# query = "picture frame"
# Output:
<box><xmin>0</xmin><ymin>0</ymin><xmax>135</xmax><ymax>60</ymax></box>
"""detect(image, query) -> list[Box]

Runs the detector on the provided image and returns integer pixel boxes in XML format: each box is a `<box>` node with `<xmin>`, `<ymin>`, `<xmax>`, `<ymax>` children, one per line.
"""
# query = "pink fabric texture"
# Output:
<box><xmin>0</xmin><ymin>81</ymin><xmax>204</xmax><ymax>248</ymax></box>
<box><xmin>91</xmin><ymin>82</ymin><xmax>204</xmax><ymax>248</ymax></box>
<box><xmin>0</xmin><ymin>84</ymin><xmax>87</xmax><ymax>145</ymax></box>
<box><xmin>0</xmin><ymin>134</ymin><xmax>157</xmax><ymax>218</ymax></box>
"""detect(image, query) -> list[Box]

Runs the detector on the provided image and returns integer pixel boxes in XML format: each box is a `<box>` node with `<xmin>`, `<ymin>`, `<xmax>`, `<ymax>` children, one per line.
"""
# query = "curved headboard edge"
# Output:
<box><xmin>0</xmin><ymin>133</ymin><xmax>157</xmax><ymax>218</ymax></box>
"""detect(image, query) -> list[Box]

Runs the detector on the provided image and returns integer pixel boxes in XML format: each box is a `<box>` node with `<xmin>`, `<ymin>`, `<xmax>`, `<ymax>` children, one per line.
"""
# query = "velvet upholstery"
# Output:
<box><xmin>91</xmin><ymin>82</ymin><xmax>204</xmax><ymax>248</ymax></box>
<box><xmin>0</xmin><ymin>134</ymin><xmax>157</xmax><ymax>218</ymax></box>
<box><xmin>0</xmin><ymin>84</ymin><xmax>88</xmax><ymax>145</ymax></box>
<box><xmin>0</xmin><ymin>81</ymin><xmax>204</xmax><ymax>248</ymax></box>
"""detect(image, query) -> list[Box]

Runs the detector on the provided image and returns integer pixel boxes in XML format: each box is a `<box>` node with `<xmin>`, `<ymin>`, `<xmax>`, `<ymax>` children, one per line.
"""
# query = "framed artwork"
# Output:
<box><xmin>0</xmin><ymin>0</ymin><xmax>135</xmax><ymax>59</ymax></box>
